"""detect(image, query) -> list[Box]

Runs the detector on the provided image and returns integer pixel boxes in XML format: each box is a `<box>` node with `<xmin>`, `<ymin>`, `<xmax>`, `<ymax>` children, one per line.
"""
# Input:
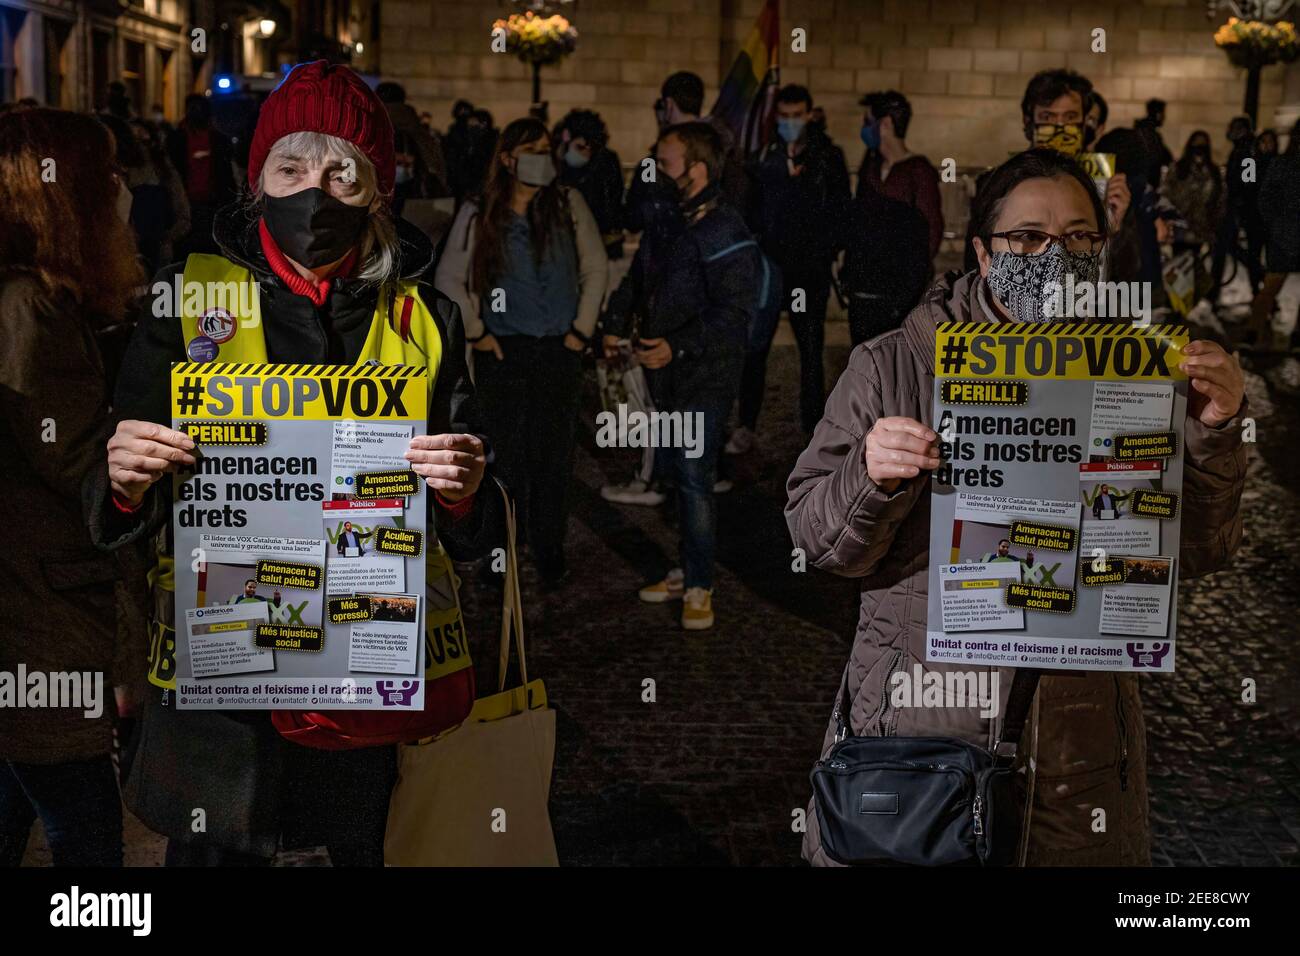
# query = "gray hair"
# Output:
<box><xmin>253</xmin><ymin>131</ymin><xmax>400</xmax><ymax>287</ymax></box>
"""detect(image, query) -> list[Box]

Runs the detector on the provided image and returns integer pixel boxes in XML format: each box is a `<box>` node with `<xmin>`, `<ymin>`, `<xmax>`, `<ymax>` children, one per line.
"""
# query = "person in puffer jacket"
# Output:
<box><xmin>787</xmin><ymin>148</ymin><xmax>1248</xmax><ymax>866</ymax></box>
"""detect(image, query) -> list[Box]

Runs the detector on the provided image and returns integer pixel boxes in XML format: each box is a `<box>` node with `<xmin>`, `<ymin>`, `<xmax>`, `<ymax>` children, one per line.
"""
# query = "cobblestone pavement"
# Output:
<box><xmin>455</xmin><ymin>302</ymin><xmax>1300</xmax><ymax>867</ymax></box>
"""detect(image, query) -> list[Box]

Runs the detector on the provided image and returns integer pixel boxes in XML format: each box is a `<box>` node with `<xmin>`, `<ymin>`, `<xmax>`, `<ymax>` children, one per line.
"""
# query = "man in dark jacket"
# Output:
<box><xmin>747</xmin><ymin>84</ymin><xmax>850</xmax><ymax>437</ymax></box>
<box><xmin>612</xmin><ymin>121</ymin><xmax>759</xmax><ymax>631</ymax></box>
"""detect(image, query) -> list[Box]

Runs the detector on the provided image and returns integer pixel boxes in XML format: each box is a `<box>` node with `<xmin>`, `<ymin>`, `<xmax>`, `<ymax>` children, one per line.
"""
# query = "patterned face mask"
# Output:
<box><xmin>1032</xmin><ymin>123</ymin><xmax>1084</xmax><ymax>157</ymax></box>
<box><xmin>985</xmin><ymin>244</ymin><xmax>1101</xmax><ymax>323</ymax></box>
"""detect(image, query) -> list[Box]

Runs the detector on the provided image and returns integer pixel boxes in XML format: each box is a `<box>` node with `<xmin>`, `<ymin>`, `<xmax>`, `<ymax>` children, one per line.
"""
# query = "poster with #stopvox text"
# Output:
<box><xmin>927</xmin><ymin>321</ymin><xmax>1188</xmax><ymax>673</ymax></box>
<box><xmin>169</xmin><ymin>362</ymin><xmax>431</xmax><ymax>709</ymax></box>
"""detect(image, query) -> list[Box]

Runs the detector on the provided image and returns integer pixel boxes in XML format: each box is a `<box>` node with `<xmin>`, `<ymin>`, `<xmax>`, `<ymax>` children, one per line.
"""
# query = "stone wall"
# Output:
<box><xmin>380</xmin><ymin>0</ymin><xmax>1298</xmax><ymax>170</ymax></box>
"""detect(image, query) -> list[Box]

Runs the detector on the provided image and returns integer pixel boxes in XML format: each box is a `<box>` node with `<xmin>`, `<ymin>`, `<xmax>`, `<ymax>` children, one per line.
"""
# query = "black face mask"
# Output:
<box><xmin>262</xmin><ymin>187</ymin><xmax>369</xmax><ymax>268</ymax></box>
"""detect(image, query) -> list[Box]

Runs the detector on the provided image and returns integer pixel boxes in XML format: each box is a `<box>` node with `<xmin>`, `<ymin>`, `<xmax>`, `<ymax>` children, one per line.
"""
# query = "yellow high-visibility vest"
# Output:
<box><xmin>146</xmin><ymin>253</ymin><xmax>469</xmax><ymax>690</ymax></box>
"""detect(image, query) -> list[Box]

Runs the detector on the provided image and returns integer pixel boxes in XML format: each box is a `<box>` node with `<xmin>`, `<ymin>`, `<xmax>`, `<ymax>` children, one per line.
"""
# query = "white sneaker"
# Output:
<box><xmin>713</xmin><ymin>478</ymin><xmax>734</xmax><ymax>494</ymax></box>
<box><xmin>639</xmin><ymin>568</ymin><xmax>685</xmax><ymax>603</ymax></box>
<box><xmin>725</xmin><ymin>427</ymin><xmax>756</xmax><ymax>455</ymax></box>
<box><xmin>601</xmin><ymin>479</ymin><xmax>667</xmax><ymax>506</ymax></box>
<box><xmin>681</xmin><ymin>587</ymin><xmax>714</xmax><ymax>630</ymax></box>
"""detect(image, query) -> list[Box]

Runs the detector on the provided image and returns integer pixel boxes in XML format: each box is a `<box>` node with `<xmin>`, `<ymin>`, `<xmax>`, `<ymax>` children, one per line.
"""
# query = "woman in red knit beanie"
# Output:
<box><xmin>93</xmin><ymin>61</ymin><xmax>502</xmax><ymax>867</ymax></box>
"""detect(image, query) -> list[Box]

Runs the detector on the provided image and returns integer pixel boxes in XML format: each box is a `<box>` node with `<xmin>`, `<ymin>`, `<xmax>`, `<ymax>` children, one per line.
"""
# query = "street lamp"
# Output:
<box><xmin>258</xmin><ymin>18</ymin><xmax>277</xmax><ymax>38</ymax></box>
<box><xmin>1207</xmin><ymin>0</ymin><xmax>1299</xmax><ymax>126</ymax></box>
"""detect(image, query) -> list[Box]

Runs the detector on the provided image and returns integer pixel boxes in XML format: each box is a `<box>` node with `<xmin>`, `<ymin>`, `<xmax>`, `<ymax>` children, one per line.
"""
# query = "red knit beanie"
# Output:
<box><xmin>247</xmin><ymin>60</ymin><xmax>395</xmax><ymax>198</ymax></box>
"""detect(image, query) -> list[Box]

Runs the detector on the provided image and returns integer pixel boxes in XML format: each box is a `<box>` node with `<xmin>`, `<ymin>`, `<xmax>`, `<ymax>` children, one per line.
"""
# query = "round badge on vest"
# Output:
<box><xmin>198</xmin><ymin>307</ymin><xmax>237</xmax><ymax>344</ymax></box>
<box><xmin>186</xmin><ymin>335</ymin><xmax>219</xmax><ymax>362</ymax></box>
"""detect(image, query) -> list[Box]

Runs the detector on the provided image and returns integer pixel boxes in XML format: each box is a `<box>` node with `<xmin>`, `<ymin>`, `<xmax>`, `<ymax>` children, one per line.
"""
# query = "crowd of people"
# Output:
<box><xmin>0</xmin><ymin>55</ymin><xmax>1276</xmax><ymax>868</ymax></box>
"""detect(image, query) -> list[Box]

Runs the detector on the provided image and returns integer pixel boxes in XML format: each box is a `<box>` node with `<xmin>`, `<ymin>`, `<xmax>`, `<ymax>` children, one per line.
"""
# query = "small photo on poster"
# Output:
<box><xmin>198</xmin><ymin>535</ymin><xmax>325</xmax><ymax>631</ymax></box>
<box><xmin>1099</xmin><ymin>556</ymin><xmax>1175</xmax><ymax>637</ymax></box>
<box><xmin>1078</xmin><ymin>461</ymin><xmax>1163</xmax><ymax>555</ymax></box>
<box><xmin>348</xmin><ymin>592</ymin><xmax>421</xmax><ymax>675</ymax></box>
<box><xmin>938</xmin><ymin>561</ymin><xmax>1024</xmax><ymax>632</ymax></box>
<box><xmin>322</xmin><ymin>499</ymin><xmax>407</xmax><ymax>595</ymax></box>
<box><xmin>185</xmin><ymin>602</ymin><xmax>275</xmax><ymax>679</ymax></box>
<box><xmin>951</xmin><ymin>494</ymin><xmax>1081</xmax><ymax>590</ymax></box>
<box><xmin>1087</xmin><ymin>381</ymin><xmax>1173</xmax><ymax>462</ymax></box>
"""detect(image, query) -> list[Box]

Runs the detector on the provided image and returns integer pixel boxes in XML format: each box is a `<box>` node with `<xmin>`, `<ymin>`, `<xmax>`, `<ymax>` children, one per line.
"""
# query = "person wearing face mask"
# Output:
<box><xmin>964</xmin><ymin>70</ymin><xmax>1135</xmax><ymax>281</ymax></box>
<box><xmin>554</xmin><ymin>109</ymin><xmax>626</xmax><ymax>260</ymax></box>
<box><xmin>617</xmin><ymin>122</ymin><xmax>760</xmax><ymax>630</ymax></box>
<box><xmin>436</xmin><ymin>118</ymin><xmax>607</xmax><ymax>590</ymax></box>
<box><xmin>91</xmin><ymin>60</ymin><xmax>503</xmax><ymax>867</ymax></box>
<box><xmin>601</xmin><ymin>72</ymin><xmax>728</xmax><ymax>506</ymax></box>
<box><xmin>0</xmin><ymin>109</ymin><xmax>149</xmax><ymax>867</ymax></box>
<box><xmin>854</xmin><ymin>90</ymin><xmax>943</xmax><ymax>262</ymax></box>
<box><xmin>625</xmin><ymin>71</ymin><xmax>749</xmax><ymax>247</ymax></box>
<box><xmin>790</xmin><ymin>147</ymin><xmax>1248</xmax><ymax>867</ymax></box>
<box><xmin>745</xmin><ymin>84</ymin><xmax>850</xmax><ymax>442</ymax></box>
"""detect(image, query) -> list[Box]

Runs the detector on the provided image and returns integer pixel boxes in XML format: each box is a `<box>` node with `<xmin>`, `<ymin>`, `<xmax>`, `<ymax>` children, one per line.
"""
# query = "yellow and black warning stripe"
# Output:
<box><xmin>935</xmin><ymin>320</ymin><xmax>1000</xmax><ymax>334</ymax></box>
<box><xmin>933</xmin><ymin>320</ymin><xmax>1189</xmax><ymax>336</ymax></box>
<box><xmin>170</xmin><ymin>361</ymin><xmax>427</xmax><ymax>377</ymax></box>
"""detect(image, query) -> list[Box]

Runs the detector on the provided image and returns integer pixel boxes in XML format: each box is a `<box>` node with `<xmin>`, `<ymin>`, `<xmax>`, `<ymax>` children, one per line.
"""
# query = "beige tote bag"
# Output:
<box><xmin>384</xmin><ymin>480</ymin><xmax>558</xmax><ymax>866</ymax></box>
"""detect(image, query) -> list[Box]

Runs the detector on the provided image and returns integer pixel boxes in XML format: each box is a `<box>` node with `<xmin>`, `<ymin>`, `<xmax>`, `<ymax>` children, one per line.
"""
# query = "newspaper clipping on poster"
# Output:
<box><xmin>927</xmin><ymin>321</ymin><xmax>1188</xmax><ymax>673</ymax></box>
<box><xmin>168</xmin><ymin>362</ymin><xmax>432</xmax><ymax>709</ymax></box>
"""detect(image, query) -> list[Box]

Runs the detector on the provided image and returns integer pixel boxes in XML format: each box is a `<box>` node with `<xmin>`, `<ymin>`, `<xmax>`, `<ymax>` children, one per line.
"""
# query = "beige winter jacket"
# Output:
<box><xmin>786</xmin><ymin>270</ymin><xmax>1248</xmax><ymax>866</ymax></box>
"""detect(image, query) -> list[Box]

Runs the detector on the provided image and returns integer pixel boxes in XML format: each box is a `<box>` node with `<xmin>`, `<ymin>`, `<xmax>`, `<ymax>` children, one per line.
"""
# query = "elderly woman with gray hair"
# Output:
<box><xmin>90</xmin><ymin>61</ymin><xmax>502</xmax><ymax>866</ymax></box>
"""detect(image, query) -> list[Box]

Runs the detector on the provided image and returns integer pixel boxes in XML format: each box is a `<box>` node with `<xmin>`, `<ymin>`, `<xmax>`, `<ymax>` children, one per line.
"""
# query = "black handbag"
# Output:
<box><xmin>810</xmin><ymin>668</ymin><xmax>1040</xmax><ymax>867</ymax></box>
<box><xmin>121</xmin><ymin>686</ymin><xmax>285</xmax><ymax>859</ymax></box>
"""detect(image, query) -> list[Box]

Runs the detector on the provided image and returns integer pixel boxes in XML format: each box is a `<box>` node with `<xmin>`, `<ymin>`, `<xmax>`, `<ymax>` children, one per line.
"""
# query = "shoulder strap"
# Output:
<box><xmin>702</xmin><ymin>238</ymin><xmax>758</xmax><ymax>264</ymax></box>
<box><xmin>993</xmin><ymin>668</ymin><xmax>1040</xmax><ymax>762</ymax></box>
<box><xmin>831</xmin><ymin>665</ymin><xmax>1041</xmax><ymax>762</ymax></box>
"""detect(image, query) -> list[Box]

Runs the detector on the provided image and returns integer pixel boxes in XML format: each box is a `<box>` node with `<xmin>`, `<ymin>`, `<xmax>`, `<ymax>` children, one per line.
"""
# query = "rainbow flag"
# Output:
<box><xmin>710</xmin><ymin>0</ymin><xmax>779</xmax><ymax>157</ymax></box>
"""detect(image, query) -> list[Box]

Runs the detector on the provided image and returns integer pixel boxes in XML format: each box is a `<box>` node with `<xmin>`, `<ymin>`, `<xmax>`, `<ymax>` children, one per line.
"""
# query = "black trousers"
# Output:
<box><xmin>162</xmin><ymin>742</ymin><xmax>398</xmax><ymax>867</ymax></box>
<box><xmin>1210</xmin><ymin>204</ymin><xmax>1265</xmax><ymax>296</ymax></box>
<box><xmin>474</xmin><ymin>334</ymin><xmax>583</xmax><ymax>580</ymax></box>
<box><xmin>739</xmin><ymin>266</ymin><xmax>830</xmax><ymax>434</ymax></box>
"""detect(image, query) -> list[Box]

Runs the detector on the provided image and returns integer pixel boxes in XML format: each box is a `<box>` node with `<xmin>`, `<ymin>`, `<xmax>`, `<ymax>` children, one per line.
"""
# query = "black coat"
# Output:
<box><xmin>1260</xmin><ymin>152</ymin><xmax>1300</xmax><ymax>273</ymax></box>
<box><xmin>839</xmin><ymin>189</ymin><xmax>932</xmax><ymax>330</ymax></box>
<box><xmin>86</xmin><ymin>202</ymin><xmax>504</xmax><ymax>859</ymax></box>
<box><xmin>747</xmin><ymin>127</ymin><xmax>850</xmax><ymax>271</ymax></box>
<box><xmin>642</xmin><ymin>185</ymin><xmax>760</xmax><ymax>405</ymax></box>
<box><xmin>560</xmin><ymin>146</ymin><xmax>625</xmax><ymax>256</ymax></box>
<box><xmin>0</xmin><ymin>271</ymin><xmax>149</xmax><ymax>763</ymax></box>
